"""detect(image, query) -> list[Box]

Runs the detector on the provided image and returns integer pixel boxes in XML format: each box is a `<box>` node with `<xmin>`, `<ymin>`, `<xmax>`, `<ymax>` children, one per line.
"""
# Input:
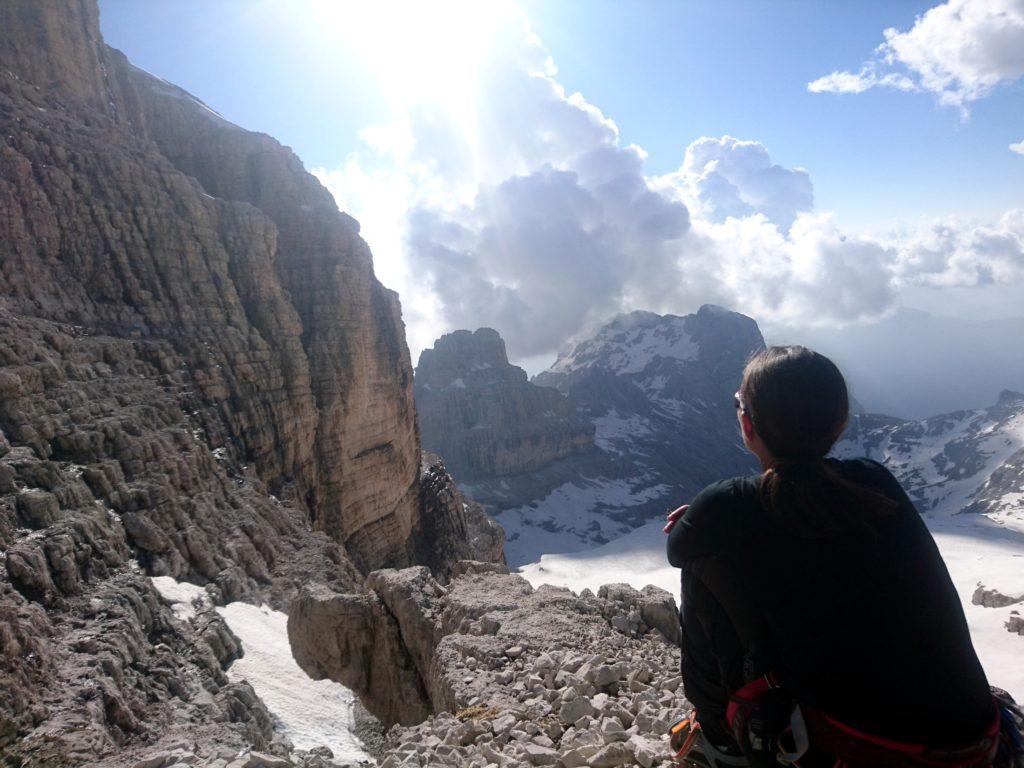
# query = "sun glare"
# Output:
<box><xmin>311</xmin><ymin>0</ymin><xmax>516</xmax><ymax>114</ymax></box>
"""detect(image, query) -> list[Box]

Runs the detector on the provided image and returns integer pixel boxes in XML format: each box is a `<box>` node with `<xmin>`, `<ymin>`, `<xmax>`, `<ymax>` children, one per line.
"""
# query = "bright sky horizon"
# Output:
<box><xmin>99</xmin><ymin>0</ymin><xmax>1024</xmax><ymax>364</ymax></box>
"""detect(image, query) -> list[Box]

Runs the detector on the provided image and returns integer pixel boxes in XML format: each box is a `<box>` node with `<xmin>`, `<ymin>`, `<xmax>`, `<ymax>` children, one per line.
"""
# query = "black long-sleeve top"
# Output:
<box><xmin>667</xmin><ymin>457</ymin><xmax>993</xmax><ymax>744</ymax></box>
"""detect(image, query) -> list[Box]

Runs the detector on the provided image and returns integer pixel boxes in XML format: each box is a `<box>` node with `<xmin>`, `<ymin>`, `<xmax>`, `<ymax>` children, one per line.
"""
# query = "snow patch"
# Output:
<box><xmin>150</xmin><ymin>576</ymin><xmax>208</xmax><ymax>622</ymax></box>
<box><xmin>592</xmin><ymin>410</ymin><xmax>653</xmax><ymax>453</ymax></box>
<box><xmin>150</xmin><ymin>577</ymin><xmax>372</xmax><ymax>762</ymax></box>
<box><xmin>217</xmin><ymin>603</ymin><xmax>373</xmax><ymax>763</ymax></box>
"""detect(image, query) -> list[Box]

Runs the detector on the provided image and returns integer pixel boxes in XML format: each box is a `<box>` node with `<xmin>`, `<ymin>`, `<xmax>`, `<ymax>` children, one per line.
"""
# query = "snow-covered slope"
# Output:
<box><xmin>520</xmin><ymin>392</ymin><xmax>1024</xmax><ymax>700</ymax></box>
<box><xmin>151</xmin><ymin>578</ymin><xmax>373</xmax><ymax>763</ymax></box>
<box><xmin>546</xmin><ymin>311</ymin><xmax>699</xmax><ymax>381</ymax></box>
<box><xmin>834</xmin><ymin>390</ymin><xmax>1024</xmax><ymax>522</ymax></box>
<box><xmin>472</xmin><ymin>305</ymin><xmax>764</xmax><ymax>566</ymax></box>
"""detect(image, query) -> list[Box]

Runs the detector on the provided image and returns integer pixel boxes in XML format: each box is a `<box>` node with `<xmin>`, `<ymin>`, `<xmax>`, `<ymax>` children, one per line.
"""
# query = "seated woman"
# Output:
<box><xmin>664</xmin><ymin>346</ymin><xmax>1007</xmax><ymax>768</ymax></box>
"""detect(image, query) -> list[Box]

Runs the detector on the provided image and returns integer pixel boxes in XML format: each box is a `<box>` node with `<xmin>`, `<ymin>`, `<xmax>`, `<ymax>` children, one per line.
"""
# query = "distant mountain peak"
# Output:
<box><xmin>539</xmin><ymin>305</ymin><xmax>763</xmax><ymax>391</ymax></box>
<box><xmin>414</xmin><ymin>327</ymin><xmax>594</xmax><ymax>483</ymax></box>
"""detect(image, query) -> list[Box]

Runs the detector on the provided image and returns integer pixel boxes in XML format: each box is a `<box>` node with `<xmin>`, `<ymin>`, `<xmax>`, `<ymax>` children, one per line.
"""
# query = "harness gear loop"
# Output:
<box><xmin>776</xmin><ymin>705</ymin><xmax>810</xmax><ymax>765</ymax></box>
<box><xmin>671</xmin><ymin>713</ymin><xmax>702</xmax><ymax>761</ymax></box>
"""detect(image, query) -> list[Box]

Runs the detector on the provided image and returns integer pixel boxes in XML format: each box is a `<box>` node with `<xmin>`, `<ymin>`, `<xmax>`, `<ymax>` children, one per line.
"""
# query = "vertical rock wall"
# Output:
<box><xmin>0</xmin><ymin>1</ymin><xmax>501</xmax><ymax>762</ymax></box>
<box><xmin>0</xmin><ymin>0</ymin><xmax>424</xmax><ymax>572</ymax></box>
<box><xmin>415</xmin><ymin>328</ymin><xmax>595</xmax><ymax>483</ymax></box>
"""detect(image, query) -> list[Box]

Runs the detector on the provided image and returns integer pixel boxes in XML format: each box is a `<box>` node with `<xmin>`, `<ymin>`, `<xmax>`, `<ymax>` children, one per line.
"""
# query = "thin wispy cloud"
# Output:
<box><xmin>808</xmin><ymin>0</ymin><xmax>1024</xmax><ymax>116</ymax></box>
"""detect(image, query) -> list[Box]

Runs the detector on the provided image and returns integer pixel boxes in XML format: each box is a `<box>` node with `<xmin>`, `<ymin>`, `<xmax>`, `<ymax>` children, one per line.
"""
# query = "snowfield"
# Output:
<box><xmin>547</xmin><ymin>312</ymin><xmax>698</xmax><ymax>377</ymax></box>
<box><xmin>150</xmin><ymin>578</ymin><xmax>372</xmax><ymax>763</ymax></box>
<box><xmin>497</xmin><ymin>477</ymin><xmax>670</xmax><ymax>566</ymax></box>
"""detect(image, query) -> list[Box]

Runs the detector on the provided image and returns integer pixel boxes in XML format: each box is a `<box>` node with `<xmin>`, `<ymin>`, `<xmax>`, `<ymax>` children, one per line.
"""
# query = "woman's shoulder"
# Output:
<box><xmin>667</xmin><ymin>473</ymin><xmax>762</xmax><ymax>565</ymax></box>
<box><xmin>828</xmin><ymin>455</ymin><xmax>901</xmax><ymax>487</ymax></box>
<box><xmin>828</xmin><ymin>455</ymin><xmax>916</xmax><ymax>509</ymax></box>
<box><xmin>692</xmin><ymin>473</ymin><xmax>762</xmax><ymax>505</ymax></box>
<box><xmin>687</xmin><ymin>473</ymin><xmax>763</xmax><ymax>521</ymax></box>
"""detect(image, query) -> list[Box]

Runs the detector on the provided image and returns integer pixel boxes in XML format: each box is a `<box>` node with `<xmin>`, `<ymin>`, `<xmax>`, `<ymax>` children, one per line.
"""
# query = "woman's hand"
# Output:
<box><xmin>663</xmin><ymin>504</ymin><xmax>688</xmax><ymax>534</ymax></box>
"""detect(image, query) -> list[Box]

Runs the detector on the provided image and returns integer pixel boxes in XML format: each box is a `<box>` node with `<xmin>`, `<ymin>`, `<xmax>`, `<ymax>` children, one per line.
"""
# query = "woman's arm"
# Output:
<box><xmin>666</xmin><ymin>482</ymin><xmax>729</xmax><ymax>567</ymax></box>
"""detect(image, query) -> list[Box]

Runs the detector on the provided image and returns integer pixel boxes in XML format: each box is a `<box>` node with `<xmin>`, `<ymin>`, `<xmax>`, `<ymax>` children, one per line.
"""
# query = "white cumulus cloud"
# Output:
<box><xmin>654</xmin><ymin>135</ymin><xmax>814</xmax><ymax>231</ymax></box>
<box><xmin>808</xmin><ymin>0</ymin><xmax>1024</xmax><ymax>114</ymax></box>
<box><xmin>1011</xmin><ymin>140</ymin><xmax>1024</xmax><ymax>154</ymax></box>
<box><xmin>894</xmin><ymin>209</ymin><xmax>1024</xmax><ymax>287</ymax></box>
<box><xmin>314</xmin><ymin>1</ymin><xmax>1024</xmax><ymax>363</ymax></box>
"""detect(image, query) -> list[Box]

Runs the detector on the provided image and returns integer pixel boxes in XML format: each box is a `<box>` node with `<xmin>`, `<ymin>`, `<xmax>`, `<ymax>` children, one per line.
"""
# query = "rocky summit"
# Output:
<box><xmin>415</xmin><ymin>328</ymin><xmax>595</xmax><ymax>483</ymax></box>
<box><xmin>0</xmin><ymin>2</ymin><xmax>500</xmax><ymax>765</ymax></box>
<box><xmin>289</xmin><ymin>564</ymin><xmax>688</xmax><ymax>768</ymax></box>
<box><xmin>451</xmin><ymin>307</ymin><xmax>765</xmax><ymax>566</ymax></box>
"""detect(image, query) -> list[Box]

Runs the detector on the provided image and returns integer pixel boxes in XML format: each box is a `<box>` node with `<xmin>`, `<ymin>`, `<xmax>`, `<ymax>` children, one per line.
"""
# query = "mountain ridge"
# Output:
<box><xmin>416</xmin><ymin>306</ymin><xmax>764</xmax><ymax>566</ymax></box>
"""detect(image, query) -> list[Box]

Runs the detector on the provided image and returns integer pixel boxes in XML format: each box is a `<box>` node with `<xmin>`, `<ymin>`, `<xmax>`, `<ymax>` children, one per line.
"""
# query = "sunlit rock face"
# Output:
<box><xmin>499</xmin><ymin>306</ymin><xmax>763</xmax><ymax>564</ymax></box>
<box><xmin>288</xmin><ymin>564</ymin><xmax>688</xmax><ymax>764</ymax></box>
<box><xmin>415</xmin><ymin>328</ymin><xmax>595</xmax><ymax>483</ymax></box>
<box><xmin>0</xmin><ymin>0</ymin><xmax>497</xmax><ymax>761</ymax></box>
<box><xmin>0</xmin><ymin>0</ymin><xmax>433</xmax><ymax>573</ymax></box>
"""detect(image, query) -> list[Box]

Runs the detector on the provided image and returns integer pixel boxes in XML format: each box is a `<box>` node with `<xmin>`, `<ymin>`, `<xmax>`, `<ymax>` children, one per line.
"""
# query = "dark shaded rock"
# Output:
<box><xmin>15</xmin><ymin>489</ymin><xmax>61</xmax><ymax>529</ymax></box>
<box><xmin>972</xmin><ymin>585</ymin><xmax>1024</xmax><ymax>609</ymax></box>
<box><xmin>416</xmin><ymin>329</ymin><xmax>595</xmax><ymax>483</ymax></box>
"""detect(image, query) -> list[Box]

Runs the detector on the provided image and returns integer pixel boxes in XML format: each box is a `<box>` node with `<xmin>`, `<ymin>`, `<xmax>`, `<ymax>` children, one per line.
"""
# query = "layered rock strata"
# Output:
<box><xmin>0</xmin><ymin>1</ymin><xmax>499</xmax><ymax>763</ymax></box>
<box><xmin>289</xmin><ymin>566</ymin><xmax>687</xmax><ymax>766</ymax></box>
<box><xmin>0</xmin><ymin>311</ymin><xmax>356</xmax><ymax>766</ymax></box>
<box><xmin>0</xmin><ymin>0</ymin><xmax>459</xmax><ymax>575</ymax></box>
<box><xmin>415</xmin><ymin>328</ymin><xmax>595</xmax><ymax>483</ymax></box>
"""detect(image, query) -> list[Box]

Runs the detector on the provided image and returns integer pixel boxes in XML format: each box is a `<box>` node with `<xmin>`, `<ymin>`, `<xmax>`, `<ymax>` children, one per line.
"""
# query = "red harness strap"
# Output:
<box><xmin>727</xmin><ymin>675</ymin><xmax>1000</xmax><ymax>768</ymax></box>
<box><xmin>802</xmin><ymin>701</ymin><xmax>1001</xmax><ymax>768</ymax></box>
<box><xmin>729</xmin><ymin>675</ymin><xmax>774</xmax><ymax>729</ymax></box>
<box><xmin>725</xmin><ymin>673</ymin><xmax>781</xmax><ymax>728</ymax></box>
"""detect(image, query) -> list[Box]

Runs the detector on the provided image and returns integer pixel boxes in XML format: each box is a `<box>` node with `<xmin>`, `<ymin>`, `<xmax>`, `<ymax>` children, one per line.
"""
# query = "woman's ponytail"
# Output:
<box><xmin>742</xmin><ymin>347</ymin><xmax>896</xmax><ymax>534</ymax></box>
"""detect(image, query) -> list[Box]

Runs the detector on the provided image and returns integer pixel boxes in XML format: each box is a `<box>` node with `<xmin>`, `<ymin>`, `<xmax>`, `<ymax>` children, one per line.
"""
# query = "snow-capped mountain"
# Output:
<box><xmin>461</xmin><ymin>305</ymin><xmax>765</xmax><ymax>565</ymax></box>
<box><xmin>544</xmin><ymin>311</ymin><xmax>699</xmax><ymax>381</ymax></box>
<box><xmin>834</xmin><ymin>389</ymin><xmax>1024</xmax><ymax>523</ymax></box>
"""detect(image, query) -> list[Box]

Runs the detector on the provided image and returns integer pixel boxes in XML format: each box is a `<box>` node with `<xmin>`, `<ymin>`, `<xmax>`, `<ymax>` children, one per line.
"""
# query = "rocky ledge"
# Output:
<box><xmin>288</xmin><ymin>565</ymin><xmax>688</xmax><ymax>768</ymax></box>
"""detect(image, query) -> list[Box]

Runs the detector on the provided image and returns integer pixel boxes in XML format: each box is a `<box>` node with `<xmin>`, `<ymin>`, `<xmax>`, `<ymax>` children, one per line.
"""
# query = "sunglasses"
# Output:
<box><xmin>733</xmin><ymin>391</ymin><xmax>747</xmax><ymax>413</ymax></box>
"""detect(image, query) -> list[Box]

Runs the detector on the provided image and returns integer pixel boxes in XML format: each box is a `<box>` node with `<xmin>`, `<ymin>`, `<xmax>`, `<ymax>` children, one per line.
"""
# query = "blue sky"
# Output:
<box><xmin>98</xmin><ymin>0</ymin><xmax>1024</xmax><ymax>361</ymax></box>
<box><xmin>99</xmin><ymin>0</ymin><xmax>1020</xmax><ymax>228</ymax></box>
<box><xmin>523</xmin><ymin>0</ymin><xmax>1022</xmax><ymax>227</ymax></box>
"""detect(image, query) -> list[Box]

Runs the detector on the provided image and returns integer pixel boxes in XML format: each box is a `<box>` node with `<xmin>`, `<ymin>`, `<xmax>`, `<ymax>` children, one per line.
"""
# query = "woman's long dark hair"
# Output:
<box><xmin>740</xmin><ymin>346</ymin><xmax>895</xmax><ymax>534</ymax></box>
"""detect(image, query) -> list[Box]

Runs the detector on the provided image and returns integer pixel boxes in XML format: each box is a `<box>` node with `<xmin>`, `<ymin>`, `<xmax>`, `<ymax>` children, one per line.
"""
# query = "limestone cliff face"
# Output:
<box><xmin>0</xmin><ymin>0</ymin><xmax>422</xmax><ymax>572</ymax></box>
<box><xmin>0</xmin><ymin>1</ymin><xmax>495</xmax><ymax>762</ymax></box>
<box><xmin>415</xmin><ymin>328</ymin><xmax>595</xmax><ymax>483</ymax></box>
<box><xmin>121</xmin><ymin>63</ymin><xmax>423</xmax><ymax>570</ymax></box>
